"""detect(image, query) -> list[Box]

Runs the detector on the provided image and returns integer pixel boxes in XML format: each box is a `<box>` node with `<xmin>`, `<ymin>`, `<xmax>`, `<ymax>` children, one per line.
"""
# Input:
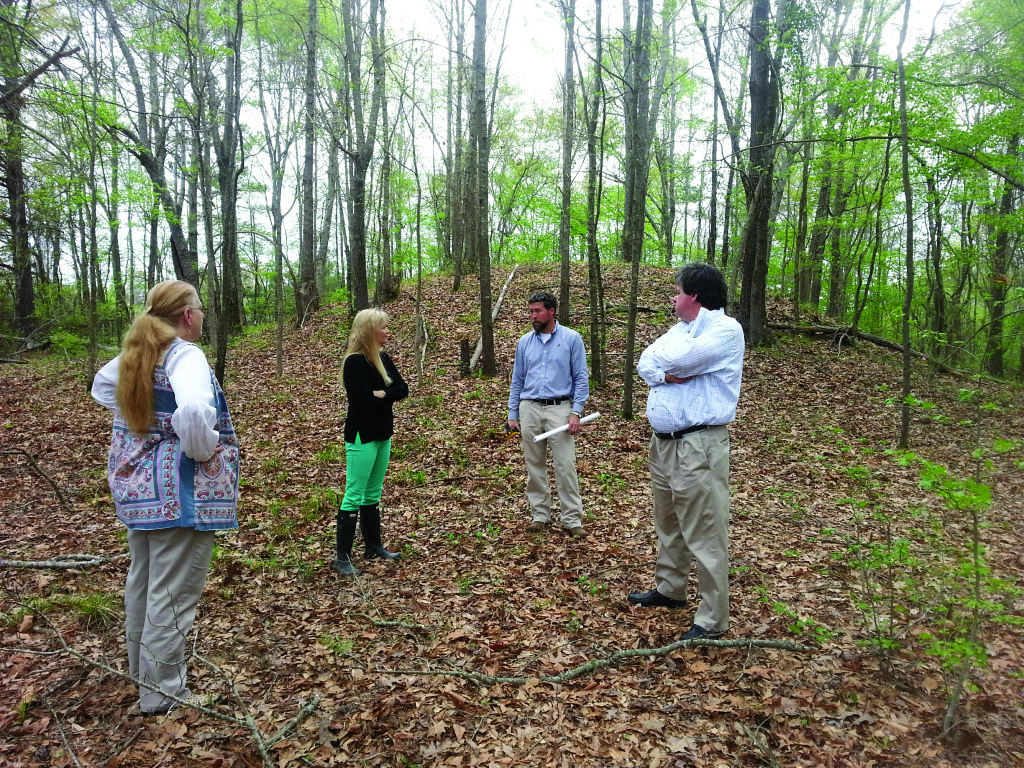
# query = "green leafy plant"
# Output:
<box><xmin>598</xmin><ymin>472</ymin><xmax>626</xmax><ymax>492</ymax></box>
<box><xmin>316</xmin><ymin>444</ymin><xmax>341</xmax><ymax>463</ymax></box>
<box><xmin>318</xmin><ymin>631</ymin><xmax>354</xmax><ymax>655</ymax></box>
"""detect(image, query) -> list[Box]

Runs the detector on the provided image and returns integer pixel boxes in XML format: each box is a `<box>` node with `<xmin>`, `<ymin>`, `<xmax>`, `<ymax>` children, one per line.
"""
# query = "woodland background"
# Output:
<box><xmin>1</xmin><ymin>0</ymin><xmax>1024</xmax><ymax>765</ymax></box>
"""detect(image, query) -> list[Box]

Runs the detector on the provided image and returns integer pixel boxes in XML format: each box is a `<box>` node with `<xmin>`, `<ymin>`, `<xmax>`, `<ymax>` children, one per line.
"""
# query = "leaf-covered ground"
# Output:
<box><xmin>2</xmin><ymin>263</ymin><xmax>1023</xmax><ymax>767</ymax></box>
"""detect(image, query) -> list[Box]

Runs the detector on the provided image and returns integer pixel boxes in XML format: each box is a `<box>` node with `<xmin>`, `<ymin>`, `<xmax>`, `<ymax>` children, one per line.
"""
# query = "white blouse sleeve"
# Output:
<box><xmin>91</xmin><ymin>355</ymin><xmax>121</xmax><ymax>410</ymax></box>
<box><xmin>166</xmin><ymin>344</ymin><xmax>219</xmax><ymax>462</ymax></box>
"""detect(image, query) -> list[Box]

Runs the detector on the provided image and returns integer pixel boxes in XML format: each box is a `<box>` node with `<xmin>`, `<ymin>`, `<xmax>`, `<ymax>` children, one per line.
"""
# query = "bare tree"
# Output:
<box><xmin>339</xmin><ymin>0</ymin><xmax>387</xmax><ymax>313</ymax></box>
<box><xmin>298</xmin><ymin>0</ymin><xmax>320</xmax><ymax>321</ymax></box>
<box><xmin>620</xmin><ymin>0</ymin><xmax>670</xmax><ymax>418</ymax></box>
<box><xmin>470</xmin><ymin>0</ymin><xmax>496</xmax><ymax>374</ymax></box>
<box><xmin>557</xmin><ymin>0</ymin><xmax>577</xmax><ymax>325</ymax></box>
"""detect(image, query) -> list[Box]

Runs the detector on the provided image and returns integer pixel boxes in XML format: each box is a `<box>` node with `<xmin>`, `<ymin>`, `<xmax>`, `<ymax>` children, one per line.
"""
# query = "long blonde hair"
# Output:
<box><xmin>115</xmin><ymin>280</ymin><xmax>201</xmax><ymax>435</ymax></box>
<box><xmin>344</xmin><ymin>308</ymin><xmax>392</xmax><ymax>385</ymax></box>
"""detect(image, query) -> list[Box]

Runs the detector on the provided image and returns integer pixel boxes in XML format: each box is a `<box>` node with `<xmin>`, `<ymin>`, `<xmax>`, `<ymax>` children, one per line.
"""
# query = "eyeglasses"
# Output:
<box><xmin>529</xmin><ymin>293</ymin><xmax>552</xmax><ymax>304</ymax></box>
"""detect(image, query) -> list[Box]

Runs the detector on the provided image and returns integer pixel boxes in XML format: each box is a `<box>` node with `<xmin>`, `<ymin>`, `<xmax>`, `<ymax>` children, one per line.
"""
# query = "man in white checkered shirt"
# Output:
<box><xmin>628</xmin><ymin>263</ymin><xmax>744</xmax><ymax>641</ymax></box>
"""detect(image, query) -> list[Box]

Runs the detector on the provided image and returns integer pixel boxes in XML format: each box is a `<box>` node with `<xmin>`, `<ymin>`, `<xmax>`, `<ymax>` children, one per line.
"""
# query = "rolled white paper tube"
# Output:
<box><xmin>533</xmin><ymin>412</ymin><xmax>601</xmax><ymax>442</ymax></box>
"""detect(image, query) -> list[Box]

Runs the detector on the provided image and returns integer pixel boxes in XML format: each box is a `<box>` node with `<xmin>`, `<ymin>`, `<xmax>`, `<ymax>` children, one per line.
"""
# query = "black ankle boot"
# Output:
<box><xmin>332</xmin><ymin>508</ymin><xmax>361</xmax><ymax>575</ymax></box>
<box><xmin>359</xmin><ymin>504</ymin><xmax>401</xmax><ymax>560</ymax></box>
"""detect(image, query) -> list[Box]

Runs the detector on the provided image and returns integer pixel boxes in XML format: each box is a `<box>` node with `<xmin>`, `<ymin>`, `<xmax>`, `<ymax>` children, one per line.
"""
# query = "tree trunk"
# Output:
<box><xmin>298</xmin><ymin>0</ymin><xmax>320</xmax><ymax>321</ymax></box>
<box><xmin>557</xmin><ymin>0</ymin><xmax>576</xmax><ymax>325</ymax></box>
<box><xmin>341</xmin><ymin>0</ymin><xmax>386</xmax><ymax>313</ymax></box>
<box><xmin>621</xmin><ymin>0</ymin><xmax>669</xmax><ymax>418</ymax></box>
<box><xmin>471</xmin><ymin>0</ymin><xmax>496</xmax><ymax>374</ymax></box>
<box><xmin>984</xmin><ymin>133</ymin><xmax>1019</xmax><ymax>377</ymax></box>
<box><xmin>583</xmin><ymin>0</ymin><xmax>605</xmax><ymax>386</ymax></box>
<box><xmin>737</xmin><ymin>0</ymin><xmax>781</xmax><ymax>347</ymax></box>
<box><xmin>896</xmin><ymin>0</ymin><xmax>915</xmax><ymax>450</ymax></box>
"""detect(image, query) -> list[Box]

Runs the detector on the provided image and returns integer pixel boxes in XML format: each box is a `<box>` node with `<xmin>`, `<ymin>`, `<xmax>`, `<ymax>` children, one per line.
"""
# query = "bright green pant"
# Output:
<box><xmin>341</xmin><ymin>436</ymin><xmax>392</xmax><ymax>510</ymax></box>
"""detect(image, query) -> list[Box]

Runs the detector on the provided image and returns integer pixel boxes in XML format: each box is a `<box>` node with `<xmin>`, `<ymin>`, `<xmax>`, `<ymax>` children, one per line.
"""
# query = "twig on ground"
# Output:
<box><xmin>41</xmin><ymin>695</ymin><xmax>86</xmax><ymax>768</ymax></box>
<box><xmin>353</xmin><ymin>613</ymin><xmax>436</xmax><ymax>633</ymax></box>
<box><xmin>16</xmin><ymin>603</ymin><xmax>322</xmax><ymax>767</ymax></box>
<box><xmin>0</xmin><ymin>553</ymin><xmax>128</xmax><ymax>569</ymax></box>
<box><xmin>1</xmin><ymin>448</ymin><xmax>74</xmax><ymax>508</ymax></box>
<box><xmin>382</xmin><ymin>636</ymin><xmax>815</xmax><ymax>685</ymax></box>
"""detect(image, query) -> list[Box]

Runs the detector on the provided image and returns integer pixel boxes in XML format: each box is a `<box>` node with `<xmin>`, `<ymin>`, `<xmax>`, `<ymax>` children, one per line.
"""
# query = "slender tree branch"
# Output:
<box><xmin>0</xmin><ymin>553</ymin><xmax>127</xmax><ymax>569</ymax></box>
<box><xmin>380</xmin><ymin>636</ymin><xmax>814</xmax><ymax>686</ymax></box>
<box><xmin>0</xmin><ymin>449</ymin><xmax>73</xmax><ymax>509</ymax></box>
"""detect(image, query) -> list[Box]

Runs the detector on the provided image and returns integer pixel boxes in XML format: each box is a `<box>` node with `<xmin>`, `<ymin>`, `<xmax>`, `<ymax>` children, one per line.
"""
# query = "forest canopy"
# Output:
<box><xmin>0</xmin><ymin>0</ymin><xmax>1021</xmax><ymax>381</ymax></box>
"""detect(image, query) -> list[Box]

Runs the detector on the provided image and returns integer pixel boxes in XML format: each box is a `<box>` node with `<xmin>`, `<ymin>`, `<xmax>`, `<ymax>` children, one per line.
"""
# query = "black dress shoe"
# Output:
<box><xmin>680</xmin><ymin>624</ymin><xmax>725</xmax><ymax>640</ymax></box>
<box><xmin>627</xmin><ymin>588</ymin><xmax>688</xmax><ymax>608</ymax></box>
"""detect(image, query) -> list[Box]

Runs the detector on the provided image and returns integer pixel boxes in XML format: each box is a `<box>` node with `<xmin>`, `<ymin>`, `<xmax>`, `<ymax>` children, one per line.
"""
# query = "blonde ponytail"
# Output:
<box><xmin>115</xmin><ymin>280</ymin><xmax>200</xmax><ymax>434</ymax></box>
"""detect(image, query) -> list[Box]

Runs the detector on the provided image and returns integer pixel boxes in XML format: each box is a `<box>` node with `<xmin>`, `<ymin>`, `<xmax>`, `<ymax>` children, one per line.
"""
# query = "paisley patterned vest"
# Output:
<box><xmin>107</xmin><ymin>339</ymin><xmax>240</xmax><ymax>530</ymax></box>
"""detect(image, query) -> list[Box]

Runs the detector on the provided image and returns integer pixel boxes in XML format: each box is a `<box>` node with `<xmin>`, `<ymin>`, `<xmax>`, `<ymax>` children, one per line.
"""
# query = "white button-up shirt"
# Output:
<box><xmin>637</xmin><ymin>307</ymin><xmax>744</xmax><ymax>434</ymax></box>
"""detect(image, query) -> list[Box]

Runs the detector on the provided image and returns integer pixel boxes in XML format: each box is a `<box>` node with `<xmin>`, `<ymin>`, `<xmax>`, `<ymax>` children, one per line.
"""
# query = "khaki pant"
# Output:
<box><xmin>125</xmin><ymin>527</ymin><xmax>215</xmax><ymax>713</ymax></box>
<box><xmin>648</xmin><ymin>426</ymin><xmax>730</xmax><ymax>632</ymax></box>
<box><xmin>519</xmin><ymin>399</ymin><xmax>584</xmax><ymax>529</ymax></box>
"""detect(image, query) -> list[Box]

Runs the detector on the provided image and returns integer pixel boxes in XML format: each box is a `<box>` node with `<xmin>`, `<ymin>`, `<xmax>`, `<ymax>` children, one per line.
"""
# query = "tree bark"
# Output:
<box><xmin>341</xmin><ymin>0</ymin><xmax>386</xmax><ymax>313</ymax></box>
<box><xmin>471</xmin><ymin>0</ymin><xmax>496</xmax><ymax>374</ymax></box>
<box><xmin>582</xmin><ymin>0</ymin><xmax>605</xmax><ymax>386</ymax></box>
<box><xmin>557</xmin><ymin>0</ymin><xmax>576</xmax><ymax>325</ymax></box>
<box><xmin>298</xmin><ymin>0</ymin><xmax>320</xmax><ymax>322</ymax></box>
<box><xmin>896</xmin><ymin>0</ymin><xmax>914</xmax><ymax>450</ymax></box>
<box><xmin>737</xmin><ymin>0</ymin><xmax>782</xmax><ymax>347</ymax></box>
<box><xmin>984</xmin><ymin>133</ymin><xmax>1019</xmax><ymax>377</ymax></box>
<box><xmin>620</xmin><ymin>0</ymin><xmax>669</xmax><ymax>418</ymax></box>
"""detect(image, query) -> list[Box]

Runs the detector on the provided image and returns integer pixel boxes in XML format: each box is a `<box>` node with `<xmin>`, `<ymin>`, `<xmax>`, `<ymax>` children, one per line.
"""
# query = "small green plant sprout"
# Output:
<box><xmin>403</xmin><ymin>468</ymin><xmax>426</xmax><ymax>486</ymax></box>
<box><xmin>566</xmin><ymin>610</ymin><xmax>584</xmax><ymax>634</ymax></box>
<box><xmin>577</xmin><ymin>574</ymin><xmax>606</xmax><ymax>597</ymax></box>
<box><xmin>474</xmin><ymin>524</ymin><xmax>499</xmax><ymax>541</ymax></box>
<box><xmin>318</xmin><ymin>631</ymin><xmax>354</xmax><ymax>655</ymax></box>
<box><xmin>598</xmin><ymin>472</ymin><xmax>626</xmax><ymax>492</ymax></box>
<box><xmin>261</xmin><ymin>456</ymin><xmax>284</xmax><ymax>472</ymax></box>
<box><xmin>316</xmin><ymin>444</ymin><xmax>342</xmax><ymax>463</ymax></box>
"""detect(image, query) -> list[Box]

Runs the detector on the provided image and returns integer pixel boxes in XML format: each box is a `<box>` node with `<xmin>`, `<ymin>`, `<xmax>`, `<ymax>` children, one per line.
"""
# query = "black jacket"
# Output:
<box><xmin>343</xmin><ymin>352</ymin><xmax>408</xmax><ymax>443</ymax></box>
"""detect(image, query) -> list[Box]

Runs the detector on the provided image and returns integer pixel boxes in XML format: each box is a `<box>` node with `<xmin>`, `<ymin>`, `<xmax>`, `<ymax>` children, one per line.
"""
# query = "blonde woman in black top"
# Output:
<box><xmin>334</xmin><ymin>308</ymin><xmax>409</xmax><ymax>575</ymax></box>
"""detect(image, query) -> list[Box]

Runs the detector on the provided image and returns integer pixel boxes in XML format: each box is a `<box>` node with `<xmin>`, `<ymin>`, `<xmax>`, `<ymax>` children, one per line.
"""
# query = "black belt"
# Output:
<box><xmin>530</xmin><ymin>397</ymin><xmax>570</xmax><ymax>406</ymax></box>
<box><xmin>655</xmin><ymin>424</ymin><xmax>713</xmax><ymax>440</ymax></box>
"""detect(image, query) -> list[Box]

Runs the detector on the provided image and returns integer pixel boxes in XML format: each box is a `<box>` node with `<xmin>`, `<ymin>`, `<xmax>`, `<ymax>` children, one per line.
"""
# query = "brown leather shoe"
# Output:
<box><xmin>566</xmin><ymin>526</ymin><xmax>587</xmax><ymax>538</ymax></box>
<box><xmin>528</xmin><ymin>521</ymin><xmax>548</xmax><ymax>532</ymax></box>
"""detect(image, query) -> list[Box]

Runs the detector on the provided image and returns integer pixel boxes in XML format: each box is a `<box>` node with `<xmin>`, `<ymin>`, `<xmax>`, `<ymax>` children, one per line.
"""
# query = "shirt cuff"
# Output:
<box><xmin>171</xmin><ymin>401</ymin><xmax>219</xmax><ymax>461</ymax></box>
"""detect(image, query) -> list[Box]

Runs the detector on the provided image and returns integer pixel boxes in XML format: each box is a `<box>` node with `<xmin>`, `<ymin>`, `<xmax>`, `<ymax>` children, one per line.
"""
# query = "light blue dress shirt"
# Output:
<box><xmin>508</xmin><ymin>322</ymin><xmax>589</xmax><ymax>420</ymax></box>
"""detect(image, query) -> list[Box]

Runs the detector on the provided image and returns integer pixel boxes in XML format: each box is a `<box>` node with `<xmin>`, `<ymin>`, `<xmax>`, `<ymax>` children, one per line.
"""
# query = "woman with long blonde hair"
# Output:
<box><xmin>334</xmin><ymin>308</ymin><xmax>408</xmax><ymax>575</ymax></box>
<box><xmin>92</xmin><ymin>280</ymin><xmax>240</xmax><ymax>714</ymax></box>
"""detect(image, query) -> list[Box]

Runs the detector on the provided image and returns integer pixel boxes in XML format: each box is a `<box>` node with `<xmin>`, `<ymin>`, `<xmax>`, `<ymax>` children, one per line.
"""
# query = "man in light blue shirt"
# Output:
<box><xmin>508</xmin><ymin>292</ymin><xmax>590</xmax><ymax>537</ymax></box>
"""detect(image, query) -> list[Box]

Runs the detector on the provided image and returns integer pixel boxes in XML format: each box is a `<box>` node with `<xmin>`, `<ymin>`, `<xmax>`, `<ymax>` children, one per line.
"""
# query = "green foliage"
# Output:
<box><xmin>12</xmin><ymin>592</ymin><xmax>120</xmax><ymax>630</ymax></box>
<box><xmin>316</xmin><ymin>444</ymin><xmax>342</xmax><ymax>463</ymax></box>
<box><xmin>318</xmin><ymin>631</ymin><xmax>354</xmax><ymax>655</ymax></box>
<box><xmin>49</xmin><ymin>330</ymin><xmax>87</xmax><ymax>357</ymax></box>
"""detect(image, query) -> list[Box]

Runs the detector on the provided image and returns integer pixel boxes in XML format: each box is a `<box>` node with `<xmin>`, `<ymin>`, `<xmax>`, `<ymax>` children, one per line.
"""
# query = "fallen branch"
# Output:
<box><xmin>1</xmin><ymin>448</ymin><xmax>74</xmax><ymax>509</ymax></box>
<box><xmin>380</xmin><ymin>636</ymin><xmax>814</xmax><ymax>686</ymax></box>
<box><xmin>12</xmin><ymin>603</ymin><xmax>321</xmax><ymax>767</ymax></box>
<box><xmin>1</xmin><ymin>357</ymin><xmax>27</xmax><ymax>364</ymax></box>
<box><xmin>0</xmin><ymin>553</ymin><xmax>128</xmax><ymax>570</ymax></box>
<box><xmin>354</xmin><ymin>613</ymin><xmax>437</xmax><ymax>634</ymax></box>
<box><xmin>767</xmin><ymin>323</ymin><xmax>970</xmax><ymax>378</ymax></box>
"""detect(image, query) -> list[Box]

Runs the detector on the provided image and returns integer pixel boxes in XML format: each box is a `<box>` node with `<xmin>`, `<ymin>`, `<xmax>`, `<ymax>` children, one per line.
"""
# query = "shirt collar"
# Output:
<box><xmin>534</xmin><ymin>320</ymin><xmax>559</xmax><ymax>337</ymax></box>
